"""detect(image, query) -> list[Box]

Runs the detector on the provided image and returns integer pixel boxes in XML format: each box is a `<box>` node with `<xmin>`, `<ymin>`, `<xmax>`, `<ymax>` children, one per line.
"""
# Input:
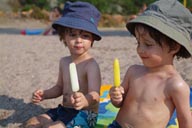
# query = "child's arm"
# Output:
<box><xmin>170</xmin><ymin>80</ymin><xmax>192</xmax><ymax>128</ymax></box>
<box><xmin>33</xmin><ymin>59</ymin><xmax>63</xmax><ymax>102</ymax></box>
<box><xmin>110</xmin><ymin>65</ymin><xmax>133</xmax><ymax>107</ymax></box>
<box><xmin>43</xmin><ymin>84</ymin><xmax>63</xmax><ymax>99</ymax></box>
<box><xmin>86</xmin><ymin>61</ymin><xmax>101</xmax><ymax>106</ymax></box>
<box><xmin>43</xmin><ymin>59</ymin><xmax>64</xmax><ymax>99</ymax></box>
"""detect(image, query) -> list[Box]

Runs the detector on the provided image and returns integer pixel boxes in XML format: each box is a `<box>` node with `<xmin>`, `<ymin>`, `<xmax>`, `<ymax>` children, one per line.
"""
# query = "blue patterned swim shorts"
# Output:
<box><xmin>46</xmin><ymin>104</ymin><xmax>98</xmax><ymax>128</ymax></box>
<box><xmin>108</xmin><ymin>120</ymin><xmax>122</xmax><ymax>128</ymax></box>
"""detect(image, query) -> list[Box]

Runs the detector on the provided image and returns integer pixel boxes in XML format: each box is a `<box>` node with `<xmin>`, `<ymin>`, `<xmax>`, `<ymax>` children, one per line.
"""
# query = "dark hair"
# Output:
<box><xmin>52</xmin><ymin>6</ymin><xmax>62</xmax><ymax>14</ymax></box>
<box><xmin>135</xmin><ymin>24</ymin><xmax>191</xmax><ymax>59</ymax></box>
<box><xmin>57</xmin><ymin>26</ymin><xmax>94</xmax><ymax>47</ymax></box>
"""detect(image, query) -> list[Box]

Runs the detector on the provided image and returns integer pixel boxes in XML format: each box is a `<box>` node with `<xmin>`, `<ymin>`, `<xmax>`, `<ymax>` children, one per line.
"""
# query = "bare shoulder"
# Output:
<box><xmin>86</xmin><ymin>58</ymin><xmax>98</xmax><ymax>65</ymax></box>
<box><xmin>167</xmin><ymin>72</ymin><xmax>190</xmax><ymax>95</ymax></box>
<box><xmin>126</xmin><ymin>64</ymin><xmax>146</xmax><ymax>76</ymax></box>
<box><xmin>60</xmin><ymin>56</ymin><xmax>71</xmax><ymax>63</ymax></box>
<box><xmin>59</xmin><ymin>56</ymin><xmax>71</xmax><ymax>70</ymax></box>
<box><xmin>128</xmin><ymin>64</ymin><xmax>145</xmax><ymax>70</ymax></box>
<box><xmin>122</xmin><ymin>64</ymin><xmax>145</xmax><ymax>88</ymax></box>
<box><xmin>84</xmin><ymin>58</ymin><xmax>100</xmax><ymax>70</ymax></box>
<box><xmin>59</xmin><ymin>56</ymin><xmax>72</xmax><ymax>65</ymax></box>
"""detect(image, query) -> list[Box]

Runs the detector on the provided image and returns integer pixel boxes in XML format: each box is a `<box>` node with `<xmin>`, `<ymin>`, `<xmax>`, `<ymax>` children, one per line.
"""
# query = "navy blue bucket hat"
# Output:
<box><xmin>52</xmin><ymin>1</ymin><xmax>101</xmax><ymax>41</ymax></box>
<box><xmin>126</xmin><ymin>0</ymin><xmax>192</xmax><ymax>56</ymax></box>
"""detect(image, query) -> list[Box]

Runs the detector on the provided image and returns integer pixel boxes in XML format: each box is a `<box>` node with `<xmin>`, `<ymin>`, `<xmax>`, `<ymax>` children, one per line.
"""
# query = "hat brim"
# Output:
<box><xmin>126</xmin><ymin>15</ymin><xmax>192</xmax><ymax>56</ymax></box>
<box><xmin>52</xmin><ymin>17</ymin><xmax>101</xmax><ymax>41</ymax></box>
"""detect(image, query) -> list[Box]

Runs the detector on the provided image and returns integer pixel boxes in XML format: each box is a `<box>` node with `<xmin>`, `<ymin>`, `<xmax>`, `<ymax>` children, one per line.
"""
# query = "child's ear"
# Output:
<box><xmin>170</xmin><ymin>43</ymin><xmax>181</xmax><ymax>55</ymax></box>
<box><xmin>61</xmin><ymin>36</ymin><xmax>67</xmax><ymax>47</ymax></box>
<box><xmin>64</xmin><ymin>41</ymin><xmax>67</xmax><ymax>47</ymax></box>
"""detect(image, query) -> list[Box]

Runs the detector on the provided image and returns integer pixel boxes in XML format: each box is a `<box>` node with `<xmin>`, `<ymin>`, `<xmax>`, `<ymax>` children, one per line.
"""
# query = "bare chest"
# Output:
<box><xmin>62</xmin><ymin>64</ymin><xmax>88</xmax><ymax>94</ymax></box>
<box><xmin>127</xmin><ymin>76</ymin><xmax>169</xmax><ymax>103</ymax></box>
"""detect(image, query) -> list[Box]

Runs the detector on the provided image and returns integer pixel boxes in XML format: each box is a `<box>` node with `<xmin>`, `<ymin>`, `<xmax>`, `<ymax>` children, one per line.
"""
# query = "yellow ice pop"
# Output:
<box><xmin>69</xmin><ymin>63</ymin><xmax>79</xmax><ymax>92</ymax></box>
<box><xmin>113</xmin><ymin>58</ymin><xmax>120</xmax><ymax>87</ymax></box>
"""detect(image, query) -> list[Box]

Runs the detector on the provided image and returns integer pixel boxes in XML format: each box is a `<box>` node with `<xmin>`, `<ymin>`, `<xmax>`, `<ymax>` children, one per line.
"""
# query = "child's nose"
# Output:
<box><xmin>76</xmin><ymin>36</ymin><xmax>83</xmax><ymax>43</ymax></box>
<box><xmin>137</xmin><ymin>45</ymin><xmax>146</xmax><ymax>54</ymax></box>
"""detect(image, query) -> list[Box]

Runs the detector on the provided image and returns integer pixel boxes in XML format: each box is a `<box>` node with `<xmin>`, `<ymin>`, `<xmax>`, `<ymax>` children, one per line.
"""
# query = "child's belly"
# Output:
<box><xmin>116</xmin><ymin>100</ymin><xmax>172</xmax><ymax>128</ymax></box>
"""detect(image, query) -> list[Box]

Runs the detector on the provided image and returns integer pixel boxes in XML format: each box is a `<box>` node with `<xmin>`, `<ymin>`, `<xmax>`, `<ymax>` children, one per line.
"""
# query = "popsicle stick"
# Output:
<box><xmin>69</xmin><ymin>63</ymin><xmax>80</xmax><ymax>92</ymax></box>
<box><xmin>113</xmin><ymin>58</ymin><xmax>120</xmax><ymax>87</ymax></box>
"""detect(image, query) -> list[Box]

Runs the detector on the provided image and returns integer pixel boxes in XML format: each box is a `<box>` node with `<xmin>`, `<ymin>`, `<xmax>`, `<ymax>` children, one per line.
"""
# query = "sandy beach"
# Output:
<box><xmin>0</xmin><ymin>18</ymin><xmax>192</xmax><ymax>128</ymax></box>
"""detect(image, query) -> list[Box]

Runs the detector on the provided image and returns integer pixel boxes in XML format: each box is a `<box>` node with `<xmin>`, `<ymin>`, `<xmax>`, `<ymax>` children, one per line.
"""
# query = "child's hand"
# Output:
<box><xmin>71</xmin><ymin>92</ymin><xmax>88</xmax><ymax>110</ymax></box>
<box><xmin>109</xmin><ymin>86</ymin><xmax>124</xmax><ymax>105</ymax></box>
<box><xmin>32</xmin><ymin>89</ymin><xmax>44</xmax><ymax>103</ymax></box>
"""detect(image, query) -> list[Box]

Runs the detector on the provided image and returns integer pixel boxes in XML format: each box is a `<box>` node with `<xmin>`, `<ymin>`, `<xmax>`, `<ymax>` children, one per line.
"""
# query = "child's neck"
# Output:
<box><xmin>147</xmin><ymin>64</ymin><xmax>175</xmax><ymax>73</ymax></box>
<box><xmin>71</xmin><ymin>53</ymin><xmax>92</xmax><ymax>64</ymax></box>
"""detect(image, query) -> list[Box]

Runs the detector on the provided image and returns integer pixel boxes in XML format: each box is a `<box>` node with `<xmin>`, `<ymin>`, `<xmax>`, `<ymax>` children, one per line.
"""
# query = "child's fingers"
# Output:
<box><xmin>32</xmin><ymin>89</ymin><xmax>43</xmax><ymax>103</ymax></box>
<box><xmin>73</xmin><ymin>92</ymin><xmax>81</xmax><ymax>98</ymax></box>
<box><xmin>33</xmin><ymin>92</ymin><xmax>40</xmax><ymax>98</ymax></box>
<box><xmin>32</xmin><ymin>94</ymin><xmax>41</xmax><ymax>102</ymax></box>
<box><xmin>74</xmin><ymin>93</ymin><xmax>84</xmax><ymax>104</ymax></box>
<box><xmin>73</xmin><ymin>100</ymin><xmax>83</xmax><ymax>110</ymax></box>
<box><xmin>33</xmin><ymin>92</ymin><xmax>41</xmax><ymax>100</ymax></box>
<box><xmin>32</xmin><ymin>99</ymin><xmax>40</xmax><ymax>103</ymax></box>
<box><xmin>119</xmin><ymin>86</ymin><xmax>125</xmax><ymax>94</ymax></box>
<box><xmin>36</xmin><ymin>90</ymin><xmax>43</xmax><ymax>96</ymax></box>
<box><xmin>110</xmin><ymin>87</ymin><xmax>121</xmax><ymax>95</ymax></box>
<box><xmin>111</xmin><ymin>92</ymin><xmax>123</xmax><ymax>102</ymax></box>
<box><xmin>32</xmin><ymin>95</ymin><xmax>41</xmax><ymax>103</ymax></box>
<box><xmin>70</xmin><ymin>94</ymin><xmax>75</xmax><ymax>104</ymax></box>
<box><xmin>73</xmin><ymin>92</ymin><xmax>83</xmax><ymax>103</ymax></box>
<box><xmin>109</xmin><ymin>87</ymin><xmax>116</xmax><ymax>95</ymax></box>
<box><xmin>71</xmin><ymin>92</ymin><xmax>82</xmax><ymax>104</ymax></box>
<box><xmin>109</xmin><ymin>87</ymin><xmax>124</xmax><ymax>102</ymax></box>
<box><xmin>74</xmin><ymin>96</ymin><xmax>81</xmax><ymax>103</ymax></box>
<box><xmin>72</xmin><ymin>92</ymin><xmax>86</xmax><ymax>110</ymax></box>
<box><xmin>112</xmin><ymin>92</ymin><xmax>122</xmax><ymax>99</ymax></box>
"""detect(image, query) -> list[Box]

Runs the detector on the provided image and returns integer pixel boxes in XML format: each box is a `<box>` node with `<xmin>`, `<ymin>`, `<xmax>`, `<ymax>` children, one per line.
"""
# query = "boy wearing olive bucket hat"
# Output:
<box><xmin>25</xmin><ymin>1</ymin><xmax>101</xmax><ymax>128</ymax></box>
<box><xmin>109</xmin><ymin>0</ymin><xmax>192</xmax><ymax>128</ymax></box>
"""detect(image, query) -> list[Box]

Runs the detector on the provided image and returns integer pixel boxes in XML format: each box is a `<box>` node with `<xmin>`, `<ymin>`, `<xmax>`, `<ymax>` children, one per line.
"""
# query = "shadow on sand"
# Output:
<box><xmin>0</xmin><ymin>95</ymin><xmax>48</xmax><ymax>127</ymax></box>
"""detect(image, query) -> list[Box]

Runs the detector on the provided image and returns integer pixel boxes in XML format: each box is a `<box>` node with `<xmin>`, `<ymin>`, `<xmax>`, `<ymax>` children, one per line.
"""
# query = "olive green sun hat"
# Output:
<box><xmin>126</xmin><ymin>0</ymin><xmax>192</xmax><ymax>56</ymax></box>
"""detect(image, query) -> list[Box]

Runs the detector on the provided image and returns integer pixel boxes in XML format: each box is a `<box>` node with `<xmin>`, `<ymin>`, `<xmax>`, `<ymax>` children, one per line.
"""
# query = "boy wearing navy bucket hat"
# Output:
<box><xmin>25</xmin><ymin>1</ymin><xmax>101</xmax><ymax>128</ymax></box>
<box><xmin>109</xmin><ymin>0</ymin><xmax>192</xmax><ymax>128</ymax></box>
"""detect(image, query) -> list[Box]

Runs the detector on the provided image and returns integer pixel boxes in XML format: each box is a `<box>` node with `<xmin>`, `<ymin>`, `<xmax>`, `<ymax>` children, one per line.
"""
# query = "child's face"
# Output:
<box><xmin>53</xmin><ymin>8</ymin><xmax>60</xmax><ymax>17</ymax></box>
<box><xmin>63</xmin><ymin>28</ymin><xmax>94</xmax><ymax>56</ymax></box>
<box><xmin>135</xmin><ymin>25</ymin><xmax>172</xmax><ymax>67</ymax></box>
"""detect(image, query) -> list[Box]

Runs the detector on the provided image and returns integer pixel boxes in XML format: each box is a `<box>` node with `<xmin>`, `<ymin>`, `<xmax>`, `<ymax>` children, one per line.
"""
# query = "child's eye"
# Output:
<box><xmin>82</xmin><ymin>34</ymin><xmax>91</xmax><ymax>39</ymax></box>
<box><xmin>81</xmin><ymin>32</ymin><xmax>92</xmax><ymax>39</ymax></box>
<box><xmin>145</xmin><ymin>43</ymin><xmax>153</xmax><ymax>47</ymax></box>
